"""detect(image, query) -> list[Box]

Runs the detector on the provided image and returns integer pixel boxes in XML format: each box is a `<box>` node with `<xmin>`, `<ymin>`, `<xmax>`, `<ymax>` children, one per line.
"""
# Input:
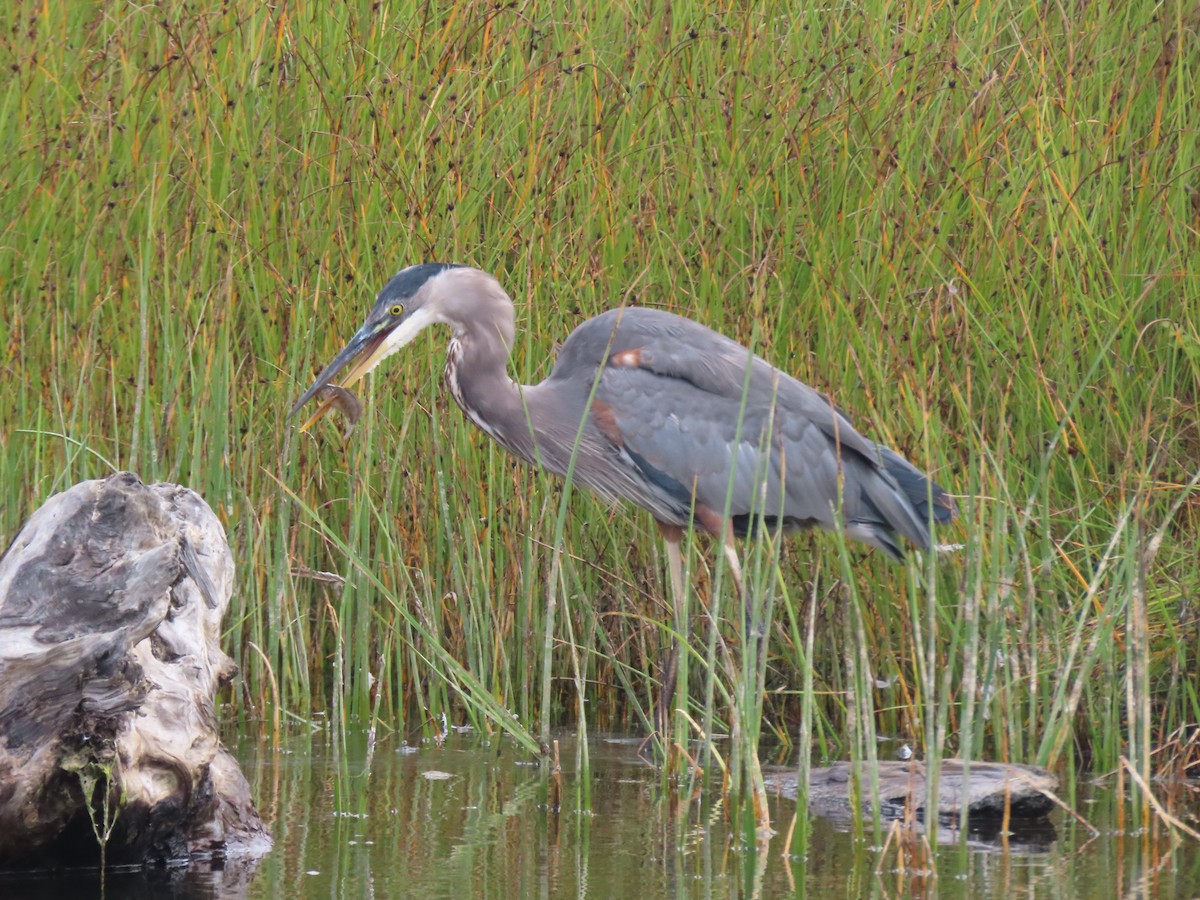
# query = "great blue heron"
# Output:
<box><xmin>291</xmin><ymin>263</ymin><xmax>955</xmax><ymax>632</ymax></box>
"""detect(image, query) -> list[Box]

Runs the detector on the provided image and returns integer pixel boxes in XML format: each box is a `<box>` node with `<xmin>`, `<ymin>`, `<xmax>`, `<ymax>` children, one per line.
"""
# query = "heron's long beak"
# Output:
<box><xmin>288</xmin><ymin>318</ymin><xmax>397</xmax><ymax>431</ymax></box>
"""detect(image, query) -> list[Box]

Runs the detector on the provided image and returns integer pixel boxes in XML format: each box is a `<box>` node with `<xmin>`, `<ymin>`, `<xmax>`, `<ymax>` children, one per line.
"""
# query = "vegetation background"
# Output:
<box><xmin>1</xmin><ymin>0</ymin><xmax>1197</xmax><ymax>793</ymax></box>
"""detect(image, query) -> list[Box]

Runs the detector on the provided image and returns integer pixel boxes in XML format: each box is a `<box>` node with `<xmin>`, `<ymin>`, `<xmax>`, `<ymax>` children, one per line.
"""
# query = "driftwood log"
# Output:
<box><xmin>0</xmin><ymin>472</ymin><xmax>269</xmax><ymax>870</ymax></box>
<box><xmin>768</xmin><ymin>759</ymin><xmax>1059</xmax><ymax>848</ymax></box>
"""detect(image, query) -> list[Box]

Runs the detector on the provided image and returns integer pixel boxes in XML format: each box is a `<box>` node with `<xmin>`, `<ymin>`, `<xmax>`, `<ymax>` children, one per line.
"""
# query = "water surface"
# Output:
<box><xmin>4</xmin><ymin>729</ymin><xmax>1199</xmax><ymax>898</ymax></box>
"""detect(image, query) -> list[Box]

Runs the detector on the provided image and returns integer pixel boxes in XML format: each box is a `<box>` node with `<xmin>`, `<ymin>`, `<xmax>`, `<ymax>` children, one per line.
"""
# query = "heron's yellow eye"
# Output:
<box><xmin>390</xmin><ymin>303</ymin><xmax>404</xmax><ymax>317</ymax></box>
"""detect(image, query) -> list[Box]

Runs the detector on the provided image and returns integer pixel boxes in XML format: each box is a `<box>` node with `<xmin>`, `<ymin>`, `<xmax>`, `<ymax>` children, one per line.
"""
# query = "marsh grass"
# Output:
<box><xmin>2</xmin><ymin>0</ymin><xmax>1198</xmax><ymax>840</ymax></box>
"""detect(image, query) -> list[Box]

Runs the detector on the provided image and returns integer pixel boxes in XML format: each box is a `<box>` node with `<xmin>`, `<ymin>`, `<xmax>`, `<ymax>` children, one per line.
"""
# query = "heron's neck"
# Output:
<box><xmin>443</xmin><ymin>315</ymin><xmax>536</xmax><ymax>462</ymax></box>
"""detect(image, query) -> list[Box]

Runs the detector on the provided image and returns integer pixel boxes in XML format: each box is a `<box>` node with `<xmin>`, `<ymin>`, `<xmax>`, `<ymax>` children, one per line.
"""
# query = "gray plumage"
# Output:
<box><xmin>291</xmin><ymin>265</ymin><xmax>955</xmax><ymax>564</ymax></box>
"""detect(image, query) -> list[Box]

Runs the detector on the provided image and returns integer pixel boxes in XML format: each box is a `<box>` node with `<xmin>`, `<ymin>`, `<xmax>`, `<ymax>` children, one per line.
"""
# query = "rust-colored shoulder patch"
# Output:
<box><xmin>610</xmin><ymin>348</ymin><xmax>643</xmax><ymax>368</ymax></box>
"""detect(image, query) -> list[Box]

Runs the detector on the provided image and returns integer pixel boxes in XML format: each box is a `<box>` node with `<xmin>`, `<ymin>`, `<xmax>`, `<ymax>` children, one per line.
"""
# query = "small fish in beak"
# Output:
<box><xmin>289</xmin><ymin>316</ymin><xmax>398</xmax><ymax>432</ymax></box>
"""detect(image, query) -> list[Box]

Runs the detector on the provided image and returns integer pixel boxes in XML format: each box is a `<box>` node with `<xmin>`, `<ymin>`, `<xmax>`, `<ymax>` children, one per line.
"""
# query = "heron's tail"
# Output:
<box><xmin>849</xmin><ymin>448</ymin><xmax>956</xmax><ymax>561</ymax></box>
<box><xmin>879</xmin><ymin>447</ymin><xmax>956</xmax><ymax>526</ymax></box>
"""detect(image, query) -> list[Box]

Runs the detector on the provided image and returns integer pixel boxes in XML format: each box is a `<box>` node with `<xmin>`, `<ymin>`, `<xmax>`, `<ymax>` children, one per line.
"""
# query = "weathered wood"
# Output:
<box><xmin>769</xmin><ymin>758</ymin><xmax>1058</xmax><ymax>839</ymax></box>
<box><xmin>0</xmin><ymin>472</ymin><xmax>270</xmax><ymax>869</ymax></box>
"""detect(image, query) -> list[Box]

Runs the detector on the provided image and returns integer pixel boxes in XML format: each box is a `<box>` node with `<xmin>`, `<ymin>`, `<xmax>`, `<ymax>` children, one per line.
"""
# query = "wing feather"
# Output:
<box><xmin>545</xmin><ymin>306</ymin><xmax>951</xmax><ymax>556</ymax></box>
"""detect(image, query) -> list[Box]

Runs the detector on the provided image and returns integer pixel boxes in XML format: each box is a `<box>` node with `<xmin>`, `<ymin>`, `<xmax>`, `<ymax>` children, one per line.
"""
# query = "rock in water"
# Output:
<box><xmin>0</xmin><ymin>472</ymin><xmax>270</xmax><ymax>870</ymax></box>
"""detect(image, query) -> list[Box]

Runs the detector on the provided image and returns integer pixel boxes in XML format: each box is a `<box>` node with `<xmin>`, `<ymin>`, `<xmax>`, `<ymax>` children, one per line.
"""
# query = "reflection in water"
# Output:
<box><xmin>4</xmin><ymin>729</ymin><xmax>1200</xmax><ymax>898</ymax></box>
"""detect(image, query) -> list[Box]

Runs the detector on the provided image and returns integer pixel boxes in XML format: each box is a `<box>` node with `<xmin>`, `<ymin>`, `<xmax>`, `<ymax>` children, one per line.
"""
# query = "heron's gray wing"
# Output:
<box><xmin>571</xmin><ymin>308</ymin><xmax>887</xmax><ymax>460</ymax></box>
<box><xmin>557</xmin><ymin>307</ymin><xmax>942</xmax><ymax>556</ymax></box>
<box><xmin>593</xmin><ymin>364</ymin><xmax>841</xmax><ymax>527</ymax></box>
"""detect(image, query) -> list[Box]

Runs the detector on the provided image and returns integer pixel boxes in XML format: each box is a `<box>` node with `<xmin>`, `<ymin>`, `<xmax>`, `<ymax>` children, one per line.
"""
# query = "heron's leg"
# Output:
<box><xmin>656</xmin><ymin>521</ymin><xmax>686</xmax><ymax>738</ymax></box>
<box><xmin>664</xmin><ymin>527</ymin><xmax>687</xmax><ymax>616</ymax></box>
<box><xmin>720</xmin><ymin>527</ymin><xmax>746</xmax><ymax>602</ymax></box>
<box><xmin>720</xmin><ymin>529</ymin><xmax>771</xmax><ymax>836</ymax></box>
<box><xmin>695</xmin><ymin>506</ymin><xmax>748</xmax><ymax>627</ymax></box>
<box><xmin>722</xmin><ymin>525</ymin><xmax>764</xmax><ymax>639</ymax></box>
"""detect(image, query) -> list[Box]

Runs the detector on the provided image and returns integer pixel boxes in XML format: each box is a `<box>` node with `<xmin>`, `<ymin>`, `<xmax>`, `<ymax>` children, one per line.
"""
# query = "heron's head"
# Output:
<box><xmin>289</xmin><ymin>262</ymin><xmax>472</xmax><ymax>429</ymax></box>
